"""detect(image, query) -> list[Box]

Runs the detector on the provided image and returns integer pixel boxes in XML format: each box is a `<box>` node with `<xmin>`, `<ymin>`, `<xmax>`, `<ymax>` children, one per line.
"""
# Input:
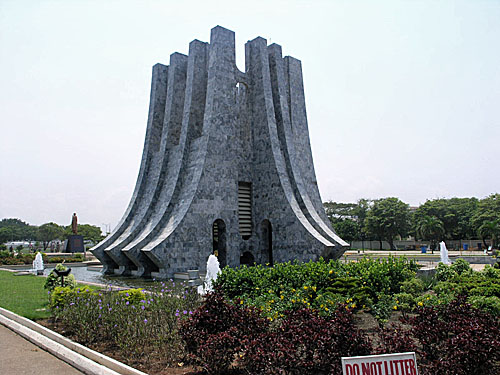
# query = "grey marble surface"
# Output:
<box><xmin>92</xmin><ymin>26</ymin><xmax>348</xmax><ymax>278</ymax></box>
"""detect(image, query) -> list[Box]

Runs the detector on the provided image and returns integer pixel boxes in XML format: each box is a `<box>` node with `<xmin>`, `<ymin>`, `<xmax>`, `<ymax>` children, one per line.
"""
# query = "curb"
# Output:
<box><xmin>0</xmin><ymin>307</ymin><xmax>148</xmax><ymax>375</ymax></box>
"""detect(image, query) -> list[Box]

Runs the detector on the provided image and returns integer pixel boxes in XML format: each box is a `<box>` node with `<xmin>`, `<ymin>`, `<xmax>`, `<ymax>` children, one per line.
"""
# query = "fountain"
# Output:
<box><xmin>197</xmin><ymin>254</ymin><xmax>220</xmax><ymax>295</ymax></box>
<box><xmin>439</xmin><ymin>241</ymin><xmax>451</xmax><ymax>264</ymax></box>
<box><xmin>32</xmin><ymin>252</ymin><xmax>44</xmax><ymax>275</ymax></box>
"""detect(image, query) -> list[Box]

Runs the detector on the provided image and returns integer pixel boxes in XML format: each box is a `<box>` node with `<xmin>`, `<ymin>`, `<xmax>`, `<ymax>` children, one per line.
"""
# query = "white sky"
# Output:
<box><xmin>1</xmin><ymin>0</ymin><xmax>499</xmax><ymax>231</ymax></box>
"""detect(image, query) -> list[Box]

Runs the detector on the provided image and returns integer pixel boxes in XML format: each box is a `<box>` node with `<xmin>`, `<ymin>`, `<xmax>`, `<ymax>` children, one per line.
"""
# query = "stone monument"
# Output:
<box><xmin>91</xmin><ymin>26</ymin><xmax>348</xmax><ymax>278</ymax></box>
<box><xmin>66</xmin><ymin>212</ymin><xmax>84</xmax><ymax>253</ymax></box>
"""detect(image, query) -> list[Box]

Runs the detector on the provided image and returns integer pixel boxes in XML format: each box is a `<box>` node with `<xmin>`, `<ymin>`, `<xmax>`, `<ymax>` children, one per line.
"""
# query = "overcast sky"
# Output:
<box><xmin>1</xmin><ymin>0</ymin><xmax>499</xmax><ymax>231</ymax></box>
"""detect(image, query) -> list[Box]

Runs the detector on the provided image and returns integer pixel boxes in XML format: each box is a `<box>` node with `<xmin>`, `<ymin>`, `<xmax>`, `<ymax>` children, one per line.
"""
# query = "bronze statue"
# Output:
<box><xmin>71</xmin><ymin>213</ymin><xmax>78</xmax><ymax>235</ymax></box>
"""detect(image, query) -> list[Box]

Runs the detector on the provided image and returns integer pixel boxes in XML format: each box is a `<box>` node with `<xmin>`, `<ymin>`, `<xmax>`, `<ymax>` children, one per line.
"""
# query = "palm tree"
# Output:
<box><xmin>478</xmin><ymin>220</ymin><xmax>500</xmax><ymax>249</ymax></box>
<box><xmin>416</xmin><ymin>215</ymin><xmax>445</xmax><ymax>253</ymax></box>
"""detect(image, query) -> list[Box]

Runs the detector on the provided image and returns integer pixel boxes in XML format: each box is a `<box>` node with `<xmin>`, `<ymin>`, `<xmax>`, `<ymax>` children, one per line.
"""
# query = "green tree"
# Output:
<box><xmin>0</xmin><ymin>227</ymin><xmax>14</xmax><ymax>244</ymax></box>
<box><xmin>415</xmin><ymin>215</ymin><xmax>445</xmax><ymax>252</ymax></box>
<box><xmin>0</xmin><ymin>218</ymin><xmax>30</xmax><ymax>241</ymax></box>
<box><xmin>364</xmin><ymin>197</ymin><xmax>410</xmax><ymax>250</ymax></box>
<box><xmin>24</xmin><ymin>226</ymin><xmax>39</xmax><ymax>242</ymax></box>
<box><xmin>413</xmin><ymin>198</ymin><xmax>478</xmax><ymax>241</ymax></box>
<box><xmin>324</xmin><ymin>199</ymin><xmax>370</xmax><ymax>244</ymax></box>
<box><xmin>63</xmin><ymin>224</ymin><xmax>104</xmax><ymax>244</ymax></box>
<box><xmin>37</xmin><ymin>223</ymin><xmax>65</xmax><ymax>251</ymax></box>
<box><xmin>449</xmin><ymin>198</ymin><xmax>479</xmax><ymax>240</ymax></box>
<box><xmin>472</xmin><ymin>194</ymin><xmax>500</xmax><ymax>245</ymax></box>
<box><xmin>324</xmin><ymin>202</ymin><xmax>359</xmax><ymax>220</ymax></box>
<box><xmin>478</xmin><ymin>220</ymin><xmax>500</xmax><ymax>248</ymax></box>
<box><xmin>331</xmin><ymin>219</ymin><xmax>359</xmax><ymax>242</ymax></box>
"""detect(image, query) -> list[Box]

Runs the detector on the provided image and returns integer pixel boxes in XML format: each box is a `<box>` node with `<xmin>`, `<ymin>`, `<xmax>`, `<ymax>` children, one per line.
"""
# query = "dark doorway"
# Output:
<box><xmin>240</xmin><ymin>251</ymin><xmax>255</xmax><ymax>265</ymax></box>
<box><xmin>260</xmin><ymin>219</ymin><xmax>273</xmax><ymax>266</ymax></box>
<box><xmin>212</xmin><ymin>219</ymin><xmax>227</xmax><ymax>267</ymax></box>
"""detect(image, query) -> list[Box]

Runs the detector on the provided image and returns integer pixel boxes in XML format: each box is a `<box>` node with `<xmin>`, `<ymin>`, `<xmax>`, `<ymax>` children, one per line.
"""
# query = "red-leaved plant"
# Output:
<box><xmin>378</xmin><ymin>295</ymin><xmax>500</xmax><ymax>375</ymax></box>
<box><xmin>179</xmin><ymin>291</ymin><xmax>268</xmax><ymax>374</ymax></box>
<box><xmin>241</xmin><ymin>307</ymin><xmax>371</xmax><ymax>375</ymax></box>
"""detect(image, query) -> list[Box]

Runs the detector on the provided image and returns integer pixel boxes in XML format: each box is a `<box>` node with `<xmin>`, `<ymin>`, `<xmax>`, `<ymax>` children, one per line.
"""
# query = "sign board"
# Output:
<box><xmin>342</xmin><ymin>352</ymin><xmax>419</xmax><ymax>375</ymax></box>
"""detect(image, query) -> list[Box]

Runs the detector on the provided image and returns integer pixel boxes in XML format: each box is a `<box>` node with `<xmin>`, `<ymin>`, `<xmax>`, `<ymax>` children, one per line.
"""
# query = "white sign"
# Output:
<box><xmin>342</xmin><ymin>352</ymin><xmax>419</xmax><ymax>375</ymax></box>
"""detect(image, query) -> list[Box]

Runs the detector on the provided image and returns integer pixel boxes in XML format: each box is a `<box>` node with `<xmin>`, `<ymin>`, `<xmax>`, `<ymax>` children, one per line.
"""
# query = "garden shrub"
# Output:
<box><xmin>0</xmin><ymin>253</ymin><xmax>83</xmax><ymax>265</ymax></box>
<box><xmin>376</xmin><ymin>323</ymin><xmax>417</xmax><ymax>355</ymax></box>
<box><xmin>431</xmin><ymin>268</ymin><xmax>500</xmax><ymax>316</ymax></box>
<box><xmin>392</xmin><ymin>292</ymin><xmax>415</xmax><ymax>311</ymax></box>
<box><xmin>0</xmin><ymin>252</ymin><xmax>36</xmax><ymax>265</ymax></box>
<box><xmin>344</xmin><ymin>256</ymin><xmax>418</xmax><ymax>298</ymax></box>
<box><xmin>450</xmin><ymin>258</ymin><xmax>472</xmax><ymax>276</ymax></box>
<box><xmin>468</xmin><ymin>282</ymin><xmax>500</xmax><ymax>297</ymax></box>
<box><xmin>392</xmin><ymin>278</ymin><xmax>426</xmax><ymax>312</ymax></box>
<box><xmin>468</xmin><ymin>295</ymin><xmax>500</xmax><ymax>316</ymax></box>
<box><xmin>50</xmin><ymin>286</ymin><xmax>72</xmax><ymax>311</ymax></box>
<box><xmin>382</xmin><ymin>296</ymin><xmax>500</xmax><ymax>375</ymax></box>
<box><xmin>214</xmin><ymin>257</ymin><xmax>418</xmax><ymax>320</ymax></box>
<box><xmin>414</xmin><ymin>293</ymin><xmax>454</xmax><ymax>309</ymax></box>
<box><xmin>325</xmin><ymin>276</ymin><xmax>372</xmax><ymax>307</ymax></box>
<box><xmin>370</xmin><ymin>293</ymin><xmax>395</xmax><ymax>322</ymax></box>
<box><xmin>118</xmin><ymin>288</ymin><xmax>146</xmax><ymax>305</ymax></box>
<box><xmin>48</xmin><ymin>257</ymin><xmax>65</xmax><ymax>264</ymax></box>
<box><xmin>179</xmin><ymin>291</ymin><xmax>269</xmax><ymax>374</ymax></box>
<box><xmin>435</xmin><ymin>263</ymin><xmax>458</xmax><ymax>281</ymax></box>
<box><xmin>483</xmin><ymin>264</ymin><xmax>500</xmax><ymax>279</ymax></box>
<box><xmin>399</xmin><ymin>277</ymin><xmax>424</xmax><ymax>296</ymax></box>
<box><xmin>50</xmin><ymin>286</ymin><xmax>96</xmax><ymax>311</ymax></box>
<box><xmin>415</xmin><ymin>297</ymin><xmax>500</xmax><ymax>375</ymax></box>
<box><xmin>52</xmin><ymin>280</ymin><xmax>201</xmax><ymax>366</ymax></box>
<box><xmin>433</xmin><ymin>280</ymin><xmax>465</xmax><ymax>296</ymax></box>
<box><xmin>242</xmin><ymin>307</ymin><xmax>371</xmax><ymax>375</ymax></box>
<box><xmin>44</xmin><ymin>263</ymin><xmax>76</xmax><ymax>292</ymax></box>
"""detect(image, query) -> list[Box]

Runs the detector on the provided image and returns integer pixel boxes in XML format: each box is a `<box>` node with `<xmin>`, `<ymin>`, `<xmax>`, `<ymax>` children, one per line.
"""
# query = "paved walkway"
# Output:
<box><xmin>0</xmin><ymin>324</ymin><xmax>83</xmax><ymax>375</ymax></box>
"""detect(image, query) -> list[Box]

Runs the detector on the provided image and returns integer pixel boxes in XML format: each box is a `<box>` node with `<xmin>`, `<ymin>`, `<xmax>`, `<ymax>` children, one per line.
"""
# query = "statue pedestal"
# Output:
<box><xmin>66</xmin><ymin>235</ymin><xmax>84</xmax><ymax>253</ymax></box>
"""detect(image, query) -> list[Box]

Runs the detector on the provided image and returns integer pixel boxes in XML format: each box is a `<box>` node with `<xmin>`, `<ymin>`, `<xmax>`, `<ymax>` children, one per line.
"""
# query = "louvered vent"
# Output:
<box><xmin>238</xmin><ymin>182</ymin><xmax>252</xmax><ymax>240</ymax></box>
<box><xmin>212</xmin><ymin>222</ymin><xmax>219</xmax><ymax>244</ymax></box>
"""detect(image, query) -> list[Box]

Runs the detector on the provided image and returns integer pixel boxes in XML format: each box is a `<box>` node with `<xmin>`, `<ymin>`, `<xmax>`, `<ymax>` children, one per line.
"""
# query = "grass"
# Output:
<box><xmin>0</xmin><ymin>270</ymin><xmax>51</xmax><ymax>319</ymax></box>
<box><xmin>0</xmin><ymin>270</ymin><xmax>99</xmax><ymax>320</ymax></box>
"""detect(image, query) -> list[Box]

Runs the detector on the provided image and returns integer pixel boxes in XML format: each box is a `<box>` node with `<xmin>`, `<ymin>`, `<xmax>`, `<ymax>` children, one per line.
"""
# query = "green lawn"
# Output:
<box><xmin>0</xmin><ymin>270</ymin><xmax>51</xmax><ymax>320</ymax></box>
<box><xmin>0</xmin><ymin>270</ymin><xmax>99</xmax><ymax>320</ymax></box>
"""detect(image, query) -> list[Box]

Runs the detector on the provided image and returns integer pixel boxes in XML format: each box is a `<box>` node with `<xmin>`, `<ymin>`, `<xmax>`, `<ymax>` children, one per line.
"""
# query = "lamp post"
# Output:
<box><xmin>54</xmin><ymin>267</ymin><xmax>72</xmax><ymax>287</ymax></box>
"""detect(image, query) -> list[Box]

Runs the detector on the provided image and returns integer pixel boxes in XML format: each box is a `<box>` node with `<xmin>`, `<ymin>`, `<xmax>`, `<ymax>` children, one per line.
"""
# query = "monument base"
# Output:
<box><xmin>66</xmin><ymin>235</ymin><xmax>84</xmax><ymax>253</ymax></box>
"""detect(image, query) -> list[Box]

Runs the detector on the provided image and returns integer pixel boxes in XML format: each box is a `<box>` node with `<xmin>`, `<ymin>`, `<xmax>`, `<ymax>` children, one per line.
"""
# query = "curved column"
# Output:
<box><xmin>122</xmin><ymin>40</ymin><xmax>208</xmax><ymax>277</ymax></box>
<box><xmin>246</xmin><ymin>37</ymin><xmax>335</xmax><ymax>249</ymax></box>
<box><xmin>268</xmin><ymin>44</ymin><xmax>348</xmax><ymax>250</ymax></box>
<box><xmin>91</xmin><ymin>63</ymin><xmax>168</xmax><ymax>273</ymax></box>
<box><xmin>103</xmin><ymin>53</ymin><xmax>189</xmax><ymax>275</ymax></box>
<box><xmin>142</xmin><ymin>26</ymin><xmax>238</xmax><ymax>277</ymax></box>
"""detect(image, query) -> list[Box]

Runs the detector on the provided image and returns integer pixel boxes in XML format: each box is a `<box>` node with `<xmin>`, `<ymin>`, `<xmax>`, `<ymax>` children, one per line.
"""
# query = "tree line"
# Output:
<box><xmin>0</xmin><ymin>218</ymin><xmax>105</xmax><ymax>251</ymax></box>
<box><xmin>324</xmin><ymin>193</ymin><xmax>500</xmax><ymax>250</ymax></box>
<box><xmin>2</xmin><ymin>194</ymin><xmax>499</xmax><ymax>252</ymax></box>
